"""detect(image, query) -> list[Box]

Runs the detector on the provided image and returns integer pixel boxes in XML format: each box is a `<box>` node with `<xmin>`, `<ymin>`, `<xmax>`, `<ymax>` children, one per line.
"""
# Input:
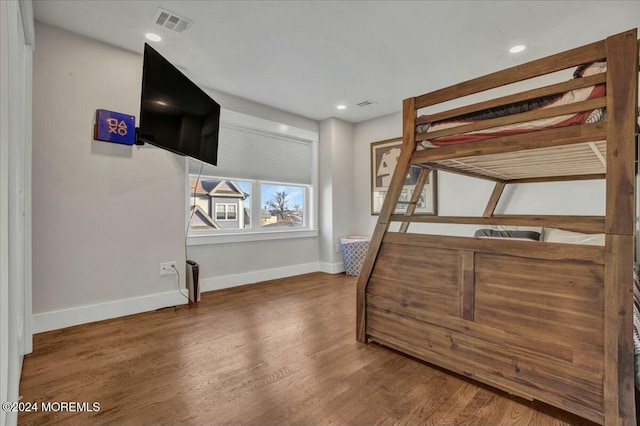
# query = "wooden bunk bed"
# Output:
<box><xmin>356</xmin><ymin>29</ymin><xmax>639</xmax><ymax>425</ymax></box>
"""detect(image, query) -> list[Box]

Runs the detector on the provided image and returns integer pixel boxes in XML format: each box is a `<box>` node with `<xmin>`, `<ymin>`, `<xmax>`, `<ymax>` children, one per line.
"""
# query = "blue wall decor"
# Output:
<box><xmin>94</xmin><ymin>109</ymin><xmax>136</xmax><ymax>145</ymax></box>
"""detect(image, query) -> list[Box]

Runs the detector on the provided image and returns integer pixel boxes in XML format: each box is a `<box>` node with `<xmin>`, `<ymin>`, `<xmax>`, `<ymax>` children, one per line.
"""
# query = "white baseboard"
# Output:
<box><xmin>32</xmin><ymin>262</ymin><xmax>346</xmax><ymax>333</ymax></box>
<box><xmin>32</xmin><ymin>290</ymin><xmax>188</xmax><ymax>334</ymax></box>
<box><xmin>319</xmin><ymin>262</ymin><xmax>345</xmax><ymax>274</ymax></box>
<box><xmin>200</xmin><ymin>262</ymin><xmax>323</xmax><ymax>292</ymax></box>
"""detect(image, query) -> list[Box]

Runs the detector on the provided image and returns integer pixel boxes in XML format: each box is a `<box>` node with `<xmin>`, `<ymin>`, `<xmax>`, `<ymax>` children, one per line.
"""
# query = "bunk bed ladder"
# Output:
<box><xmin>482</xmin><ymin>182</ymin><xmax>506</xmax><ymax>218</ymax></box>
<box><xmin>398</xmin><ymin>167</ymin><xmax>432</xmax><ymax>232</ymax></box>
<box><xmin>356</xmin><ymin>97</ymin><xmax>418</xmax><ymax>343</ymax></box>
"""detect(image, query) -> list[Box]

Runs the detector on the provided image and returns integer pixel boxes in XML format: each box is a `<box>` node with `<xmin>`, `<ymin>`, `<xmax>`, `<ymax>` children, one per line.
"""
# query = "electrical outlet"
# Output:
<box><xmin>160</xmin><ymin>261</ymin><xmax>178</xmax><ymax>275</ymax></box>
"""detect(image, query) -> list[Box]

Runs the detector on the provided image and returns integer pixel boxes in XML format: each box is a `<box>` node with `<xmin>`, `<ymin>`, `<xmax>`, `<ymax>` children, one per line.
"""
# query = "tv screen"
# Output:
<box><xmin>139</xmin><ymin>44</ymin><xmax>221</xmax><ymax>166</ymax></box>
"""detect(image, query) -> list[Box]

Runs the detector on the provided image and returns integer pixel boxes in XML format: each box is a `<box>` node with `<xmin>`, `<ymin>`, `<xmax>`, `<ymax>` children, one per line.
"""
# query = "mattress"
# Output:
<box><xmin>416</xmin><ymin>62</ymin><xmax>606</xmax><ymax>146</ymax></box>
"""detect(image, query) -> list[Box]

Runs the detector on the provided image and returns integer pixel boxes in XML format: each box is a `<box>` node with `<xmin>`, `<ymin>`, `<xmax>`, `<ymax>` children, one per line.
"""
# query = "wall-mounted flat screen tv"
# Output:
<box><xmin>138</xmin><ymin>43</ymin><xmax>220</xmax><ymax>166</ymax></box>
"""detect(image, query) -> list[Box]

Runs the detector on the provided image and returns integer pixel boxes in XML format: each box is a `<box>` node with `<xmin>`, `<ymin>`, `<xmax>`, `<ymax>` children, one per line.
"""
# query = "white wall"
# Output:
<box><xmin>187</xmin><ymin>237</ymin><xmax>320</xmax><ymax>291</ymax></box>
<box><xmin>1</xmin><ymin>2</ymin><xmax>33</xmax><ymax>426</ymax></box>
<box><xmin>32</xmin><ymin>23</ymin><xmax>322</xmax><ymax>332</ymax></box>
<box><xmin>318</xmin><ymin>117</ymin><xmax>355</xmax><ymax>271</ymax></box>
<box><xmin>32</xmin><ymin>23</ymin><xmax>188</xmax><ymax>331</ymax></box>
<box><xmin>353</xmin><ymin>112</ymin><xmax>606</xmax><ymax>238</ymax></box>
<box><xmin>202</xmin><ymin>88</ymin><xmax>317</xmax><ymax>134</ymax></box>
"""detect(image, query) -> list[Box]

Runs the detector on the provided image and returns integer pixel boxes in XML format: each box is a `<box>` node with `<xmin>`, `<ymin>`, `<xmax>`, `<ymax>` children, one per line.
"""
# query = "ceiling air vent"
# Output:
<box><xmin>152</xmin><ymin>8</ymin><xmax>192</xmax><ymax>34</ymax></box>
<box><xmin>357</xmin><ymin>100</ymin><xmax>376</xmax><ymax>108</ymax></box>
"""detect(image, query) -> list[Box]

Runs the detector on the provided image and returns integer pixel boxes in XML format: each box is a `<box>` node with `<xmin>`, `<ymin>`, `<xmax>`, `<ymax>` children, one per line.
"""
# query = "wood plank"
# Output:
<box><xmin>367</xmin><ymin>290</ymin><xmax>594</xmax><ymax>368</ymax></box>
<box><xmin>602</xmin><ymin>29</ymin><xmax>637</xmax><ymax>426</ymax></box>
<box><xmin>422</xmin><ymin>161</ymin><xmax>505</xmax><ymax>182</ymax></box>
<box><xmin>474</xmin><ymin>253</ymin><xmax>604</xmax><ymax>352</ymax></box>
<box><xmin>382</xmin><ymin>232</ymin><xmax>605</xmax><ymax>264</ymax></box>
<box><xmin>367</xmin><ymin>308</ymin><xmax>604</xmax><ymax>387</ymax></box>
<box><xmin>356</xmin><ymin>223</ymin><xmax>385</xmax><ymax>343</ymax></box>
<box><xmin>604</xmin><ymin>234</ymin><xmax>635</xmax><ymax>426</ymax></box>
<box><xmin>427</xmin><ymin>141</ymin><xmax>607</xmax><ymax>181</ymax></box>
<box><xmin>366</xmin><ymin>309</ymin><xmax>605</xmax><ymax>424</ymax></box>
<box><xmin>399</xmin><ymin>168</ymin><xmax>431</xmax><ymax>232</ymax></box>
<box><xmin>440</xmin><ymin>144</ymin><xmax>604</xmax><ymax>169</ymax></box>
<box><xmin>483</xmin><ymin>182</ymin><xmax>506</xmax><ymax>217</ymax></box>
<box><xmin>414</xmin><ymin>39</ymin><xmax>606</xmax><ymax>109</ymax></box>
<box><xmin>604</xmin><ymin>30</ymin><xmax>637</xmax><ymax>236</ymax></box>
<box><xmin>368</xmin><ymin>277</ymin><xmax>460</xmax><ymax>317</ymax></box>
<box><xmin>508</xmin><ymin>174</ymin><xmax>605</xmax><ymax>184</ymax></box>
<box><xmin>356</xmin><ymin>97</ymin><xmax>417</xmax><ymax>342</ymax></box>
<box><xmin>413</xmin><ymin>122</ymin><xmax>605</xmax><ymax>160</ymax></box>
<box><xmin>370</xmin><ymin>243</ymin><xmax>461</xmax><ymax>297</ymax></box>
<box><xmin>423</xmin><ymin>97</ymin><xmax>605</xmax><ymax>141</ymax></box>
<box><xmin>416</xmin><ymin>73</ymin><xmax>607</xmax><ymax>125</ymax></box>
<box><xmin>389</xmin><ymin>214</ymin><xmax>605</xmax><ymax>234</ymax></box>
<box><xmin>459</xmin><ymin>251</ymin><xmax>475</xmax><ymax>320</ymax></box>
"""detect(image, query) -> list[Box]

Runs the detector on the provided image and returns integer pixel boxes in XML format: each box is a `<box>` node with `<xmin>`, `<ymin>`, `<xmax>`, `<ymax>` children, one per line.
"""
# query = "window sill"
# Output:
<box><xmin>187</xmin><ymin>229</ymin><xmax>319</xmax><ymax>246</ymax></box>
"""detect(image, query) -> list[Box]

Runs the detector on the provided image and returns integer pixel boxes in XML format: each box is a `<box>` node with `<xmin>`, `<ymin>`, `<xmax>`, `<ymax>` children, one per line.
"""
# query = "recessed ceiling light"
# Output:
<box><xmin>509</xmin><ymin>45</ymin><xmax>526</xmax><ymax>54</ymax></box>
<box><xmin>336</xmin><ymin>105</ymin><xmax>347</xmax><ymax>110</ymax></box>
<box><xmin>145</xmin><ymin>33</ymin><xmax>162</xmax><ymax>42</ymax></box>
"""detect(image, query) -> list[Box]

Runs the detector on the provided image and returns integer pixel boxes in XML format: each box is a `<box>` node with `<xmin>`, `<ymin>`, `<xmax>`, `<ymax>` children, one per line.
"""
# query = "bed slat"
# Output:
<box><xmin>426</xmin><ymin>141</ymin><xmax>607</xmax><ymax>181</ymax></box>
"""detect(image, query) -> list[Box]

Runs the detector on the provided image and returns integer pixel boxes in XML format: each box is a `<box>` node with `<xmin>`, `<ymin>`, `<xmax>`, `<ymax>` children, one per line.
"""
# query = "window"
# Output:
<box><xmin>216</xmin><ymin>204</ymin><xmax>237</xmax><ymax>220</ymax></box>
<box><xmin>186</xmin><ymin>110</ymin><xmax>318</xmax><ymax>244</ymax></box>
<box><xmin>188</xmin><ymin>177</ymin><xmax>251</xmax><ymax>231</ymax></box>
<box><xmin>261</xmin><ymin>183</ymin><xmax>305</xmax><ymax>228</ymax></box>
<box><xmin>188</xmin><ymin>176</ymin><xmax>309</xmax><ymax>233</ymax></box>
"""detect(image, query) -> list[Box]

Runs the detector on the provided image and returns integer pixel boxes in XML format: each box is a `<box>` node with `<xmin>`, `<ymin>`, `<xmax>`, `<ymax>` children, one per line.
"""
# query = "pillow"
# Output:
<box><xmin>540</xmin><ymin>228</ymin><xmax>605</xmax><ymax>246</ymax></box>
<box><xmin>474</xmin><ymin>229</ymin><xmax>541</xmax><ymax>241</ymax></box>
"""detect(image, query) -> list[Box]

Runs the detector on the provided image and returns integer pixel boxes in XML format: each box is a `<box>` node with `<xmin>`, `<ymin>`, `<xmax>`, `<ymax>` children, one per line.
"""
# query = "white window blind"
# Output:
<box><xmin>191</xmin><ymin>123</ymin><xmax>313</xmax><ymax>184</ymax></box>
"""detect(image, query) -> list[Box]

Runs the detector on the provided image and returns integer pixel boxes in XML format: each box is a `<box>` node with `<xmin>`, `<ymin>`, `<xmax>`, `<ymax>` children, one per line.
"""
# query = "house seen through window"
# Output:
<box><xmin>189</xmin><ymin>176</ymin><xmax>307</xmax><ymax>232</ymax></box>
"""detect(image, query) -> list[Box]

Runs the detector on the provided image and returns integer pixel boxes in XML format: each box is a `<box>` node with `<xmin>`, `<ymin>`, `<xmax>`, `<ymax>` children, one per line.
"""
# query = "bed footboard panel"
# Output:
<box><xmin>365</xmin><ymin>232</ymin><xmax>606</xmax><ymax>424</ymax></box>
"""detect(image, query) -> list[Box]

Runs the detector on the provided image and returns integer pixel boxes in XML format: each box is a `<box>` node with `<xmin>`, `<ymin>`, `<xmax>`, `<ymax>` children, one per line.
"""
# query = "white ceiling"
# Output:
<box><xmin>33</xmin><ymin>0</ymin><xmax>640</xmax><ymax>124</ymax></box>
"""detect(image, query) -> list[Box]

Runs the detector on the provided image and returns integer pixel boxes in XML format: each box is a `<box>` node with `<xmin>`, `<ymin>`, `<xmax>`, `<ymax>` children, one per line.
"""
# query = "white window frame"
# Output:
<box><xmin>186</xmin><ymin>110</ymin><xmax>318</xmax><ymax>246</ymax></box>
<box><xmin>215</xmin><ymin>203</ymin><xmax>237</xmax><ymax>221</ymax></box>
<box><xmin>259</xmin><ymin>180</ymin><xmax>309</xmax><ymax>229</ymax></box>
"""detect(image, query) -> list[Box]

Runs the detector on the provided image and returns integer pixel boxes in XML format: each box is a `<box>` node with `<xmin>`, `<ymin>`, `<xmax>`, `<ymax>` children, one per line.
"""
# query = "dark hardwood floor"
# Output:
<box><xmin>19</xmin><ymin>272</ymin><xmax>595</xmax><ymax>425</ymax></box>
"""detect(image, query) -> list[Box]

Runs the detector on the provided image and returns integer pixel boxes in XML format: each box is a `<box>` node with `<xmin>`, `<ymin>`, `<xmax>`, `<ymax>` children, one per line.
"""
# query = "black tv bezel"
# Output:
<box><xmin>138</xmin><ymin>43</ymin><xmax>221</xmax><ymax>166</ymax></box>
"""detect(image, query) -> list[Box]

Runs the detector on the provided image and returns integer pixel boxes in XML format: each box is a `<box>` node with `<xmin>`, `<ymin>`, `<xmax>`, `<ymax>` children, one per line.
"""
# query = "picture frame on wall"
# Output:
<box><xmin>370</xmin><ymin>137</ymin><xmax>437</xmax><ymax>215</ymax></box>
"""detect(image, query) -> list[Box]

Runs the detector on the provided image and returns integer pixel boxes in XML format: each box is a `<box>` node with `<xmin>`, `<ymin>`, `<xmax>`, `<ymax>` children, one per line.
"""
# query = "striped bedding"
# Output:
<box><xmin>417</xmin><ymin>62</ymin><xmax>606</xmax><ymax>146</ymax></box>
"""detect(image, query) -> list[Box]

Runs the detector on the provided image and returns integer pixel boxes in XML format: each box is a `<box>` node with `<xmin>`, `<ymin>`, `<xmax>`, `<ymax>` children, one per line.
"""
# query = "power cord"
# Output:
<box><xmin>172</xmin><ymin>264</ymin><xmax>190</xmax><ymax>302</ymax></box>
<box><xmin>184</xmin><ymin>161</ymin><xmax>205</xmax><ymax>280</ymax></box>
<box><xmin>185</xmin><ymin>161</ymin><xmax>205</xmax><ymax>239</ymax></box>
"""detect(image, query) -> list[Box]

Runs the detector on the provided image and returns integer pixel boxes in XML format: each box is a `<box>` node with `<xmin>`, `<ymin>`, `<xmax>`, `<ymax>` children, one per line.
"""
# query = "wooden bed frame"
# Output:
<box><xmin>356</xmin><ymin>29</ymin><xmax>639</xmax><ymax>425</ymax></box>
